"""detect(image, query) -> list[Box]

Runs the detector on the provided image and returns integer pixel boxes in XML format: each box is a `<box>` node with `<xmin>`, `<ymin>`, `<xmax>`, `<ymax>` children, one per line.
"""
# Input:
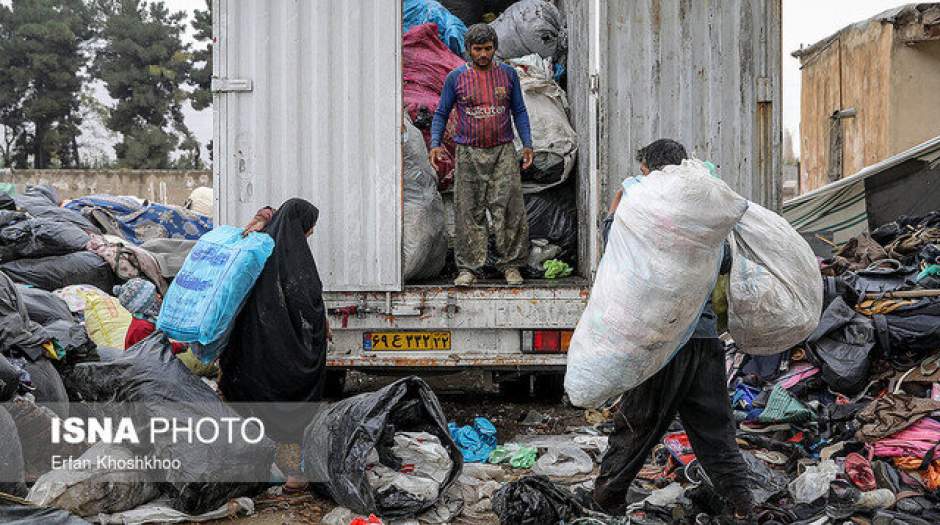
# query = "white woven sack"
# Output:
<box><xmin>565</xmin><ymin>160</ymin><xmax>748</xmax><ymax>408</ymax></box>
<box><xmin>727</xmin><ymin>202</ymin><xmax>823</xmax><ymax>355</ymax></box>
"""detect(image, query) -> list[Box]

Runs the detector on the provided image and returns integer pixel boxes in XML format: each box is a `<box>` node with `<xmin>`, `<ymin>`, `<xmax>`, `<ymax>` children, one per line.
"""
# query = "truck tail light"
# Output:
<box><xmin>522</xmin><ymin>330</ymin><xmax>573</xmax><ymax>354</ymax></box>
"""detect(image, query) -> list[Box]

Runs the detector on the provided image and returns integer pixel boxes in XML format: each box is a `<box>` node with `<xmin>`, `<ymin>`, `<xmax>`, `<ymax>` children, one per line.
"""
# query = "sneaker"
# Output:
<box><xmin>504</xmin><ymin>268</ymin><xmax>524</xmax><ymax>286</ymax></box>
<box><xmin>454</xmin><ymin>271</ymin><xmax>476</xmax><ymax>287</ymax></box>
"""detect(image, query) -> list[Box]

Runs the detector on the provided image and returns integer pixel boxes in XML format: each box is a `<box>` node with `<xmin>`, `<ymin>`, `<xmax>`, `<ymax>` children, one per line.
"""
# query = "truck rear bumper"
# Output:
<box><xmin>326</xmin><ymin>328</ymin><xmax>569</xmax><ymax>371</ymax></box>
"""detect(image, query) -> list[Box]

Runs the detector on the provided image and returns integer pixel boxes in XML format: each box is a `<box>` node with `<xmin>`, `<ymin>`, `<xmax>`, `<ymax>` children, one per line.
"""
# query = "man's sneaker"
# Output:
<box><xmin>454</xmin><ymin>271</ymin><xmax>476</xmax><ymax>287</ymax></box>
<box><xmin>504</xmin><ymin>268</ymin><xmax>524</xmax><ymax>286</ymax></box>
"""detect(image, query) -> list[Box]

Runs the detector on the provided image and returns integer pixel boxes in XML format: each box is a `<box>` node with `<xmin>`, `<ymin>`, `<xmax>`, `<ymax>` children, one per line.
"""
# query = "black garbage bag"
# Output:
<box><xmin>0</xmin><ymin>251</ymin><xmax>114</xmax><ymax>292</ymax></box>
<box><xmin>0</xmin><ymin>504</ymin><xmax>89</xmax><ymax>524</ymax></box>
<box><xmin>7</xmin><ymin>394</ymin><xmax>87</xmax><ymax>483</ymax></box>
<box><xmin>0</xmin><ymin>210</ymin><xmax>28</xmax><ymax>228</ymax></box>
<box><xmin>741</xmin><ymin>451</ymin><xmax>788</xmax><ymax>505</ymax></box>
<box><xmin>872</xmin><ymin>297</ymin><xmax>940</xmax><ymax>356</ymax></box>
<box><xmin>822</xmin><ymin>276</ymin><xmax>859</xmax><ymax>310</ymax></box>
<box><xmin>492</xmin><ymin>475</ymin><xmax>587</xmax><ymax>525</ymax></box>
<box><xmin>0</xmin><ymin>270</ymin><xmax>50</xmax><ymax>360</ymax></box>
<box><xmin>22</xmin><ymin>357</ymin><xmax>69</xmax><ymax>418</ymax></box>
<box><xmin>301</xmin><ymin>376</ymin><xmax>462</xmax><ymax>519</ymax></box>
<box><xmin>0</xmin><ymin>191</ymin><xmax>14</xmax><ymax>211</ymax></box>
<box><xmin>0</xmin><ymin>218</ymin><xmax>90</xmax><ymax>262</ymax></box>
<box><xmin>439</xmin><ymin>0</ymin><xmax>485</xmax><ymax>25</ymax></box>
<box><xmin>17</xmin><ymin>285</ymin><xmax>73</xmax><ymax>325</ymax></box>
<box><xmin>490</xmin><ymin>0</ymin><xmax>567</xmax><ymax>64</ymax></box>
<box><xmin>60</xmin><ymin>334</ymin><xmax>275</xmax><ymax>514</ymax></box>
<box><xmin>525</xmin><ymin>185</ymin><xmax>577</xmax><ymax>259</ymax></box>
<box><xmin>14</xmin><ymin>185</ymin><xmax>98</xmax><ymax>234</ymax></box>
<box><xmin>806</xmin><ymin>297</ymin><xmax>875</xmax><ymax>395</ymax></box>
<box><xmin>871</xmin><ymin>211</ymin><xmax>940</xmax><ymax>245</ymax></box>
<box><xmin>0</xmin><ymin>354</ymin><xmax>20</xmax><ymax>401</ymax></box>
<box><xmin>0</xmin><ymin>405</ymin><xmax>27</xmax><ymax>497</ymax></box>
<box><xmin>840</xmin><ymin>263</ymin><xmax>919</xmax><ymax>297</ymax></box>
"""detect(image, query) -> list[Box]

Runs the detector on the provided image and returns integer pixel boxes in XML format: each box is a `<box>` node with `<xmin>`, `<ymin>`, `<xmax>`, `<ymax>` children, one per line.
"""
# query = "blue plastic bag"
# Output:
<box><xmin>448</xmin><ymin>417</ymin><xmax>497</xmax><ymax>463</ymax></box>
<box><xmin>156</xmin><ymin>226</ymin><xmax>274</xmax><ymax>362</ymax></box>
<box><xmin>403</xmin><ymin>0</ymin><xmax>467</xmax><ymax>57</ymax></box>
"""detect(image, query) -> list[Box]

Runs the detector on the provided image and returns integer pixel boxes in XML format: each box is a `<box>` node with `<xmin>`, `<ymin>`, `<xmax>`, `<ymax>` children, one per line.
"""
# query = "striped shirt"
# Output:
<box><xmin>430</xmin><ymin>62</ymin><xmax>532</xmax><ymax>149</ymax></box>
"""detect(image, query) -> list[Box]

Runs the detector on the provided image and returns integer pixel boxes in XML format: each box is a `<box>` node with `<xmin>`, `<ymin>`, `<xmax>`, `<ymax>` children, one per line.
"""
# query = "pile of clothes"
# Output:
<box><xmin>489</xmin><ymin>210</ymin><xmax>940</xmax><ymax>524</ymax></box>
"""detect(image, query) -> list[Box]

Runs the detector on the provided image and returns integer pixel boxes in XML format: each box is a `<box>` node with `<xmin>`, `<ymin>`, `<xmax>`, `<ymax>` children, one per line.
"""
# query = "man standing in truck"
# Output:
<box><xmin>429</xmin><ymin>23</ymin><xmax>534</xmax><ymax>287</ymax></box>
<box><xmin>592</xmin><ymin>139</ymin><xmax>754</xmax><ymax>522</ymax></box>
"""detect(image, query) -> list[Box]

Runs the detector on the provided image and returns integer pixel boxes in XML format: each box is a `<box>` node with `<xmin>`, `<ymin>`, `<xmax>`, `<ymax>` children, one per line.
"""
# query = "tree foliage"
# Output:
<box><xmin>94</xmin><ymin>0</ymin><xmax>194</xmax><ymax>169</ymax></box>
<box><xmin>190</xmin><ymin>0</ymin><xmax>211</xmax><ymax>112</ymax></box>
<box><xmin>0</xmin><ymin>0</ymin><xmax>93</xmax><ymax>168</ymax></box>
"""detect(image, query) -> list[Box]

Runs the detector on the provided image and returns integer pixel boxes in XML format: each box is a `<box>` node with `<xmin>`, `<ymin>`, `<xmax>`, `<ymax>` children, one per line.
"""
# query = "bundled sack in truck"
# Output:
<box><xmin>490</xmin><ymin>0</ymin><xmax>567</xmax><ymax>65</ymax></box>
<box><xmin>565</xmin><ymin>160</ymin><xmax>748</xmax><ymax>408</ymax></box>
<box><xmin>403</xmin><ymin>117</ymin><xmax>448</xmax><ymax>282</ymax></box>
<box><xmin>156</xmin><ymin>226</ymin><xmax>274</xmax><ymax>364</ymax></box>
<box><xmin>507</xmin><ymin>54</ymin><xmax>578</xmax><ymax>193</ymax></box>
<box><xmin>403</xmin><ymin>0</ymin><xmax>468</xmax><ymax>57</ymax></box>
<box><xmin>403</xmin><ymin>22</ymin><xmax>465</xmax><ymax>190</ymax></box>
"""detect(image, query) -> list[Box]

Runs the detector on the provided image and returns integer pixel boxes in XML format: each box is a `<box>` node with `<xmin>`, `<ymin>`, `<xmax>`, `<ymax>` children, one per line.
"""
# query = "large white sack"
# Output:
<box><xmin>727</xmin><ymin>202</ymin><xmax>823</xmax><ymax>355</ymax></box>
<box><xmin>564</xmin><ymin>160</ymin><xmax>748</xmax><ymax>408</ymax></box>
<box><xmin>508</xmin><ymin>55</ymin><xmax>578</xmax><ymax>194</ymax></box>
<box><xmin>403</xmin><ymin>117</ymin><xmax>448</xmax><ymax>282</ymax></box>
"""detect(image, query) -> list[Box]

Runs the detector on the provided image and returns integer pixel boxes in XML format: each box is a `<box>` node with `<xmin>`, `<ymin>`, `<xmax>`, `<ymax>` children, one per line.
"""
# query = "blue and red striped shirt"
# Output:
<box><xmin>431</xmin><ymin>62</ymin><xmax>532</xmax><ymax>149</ymax></box>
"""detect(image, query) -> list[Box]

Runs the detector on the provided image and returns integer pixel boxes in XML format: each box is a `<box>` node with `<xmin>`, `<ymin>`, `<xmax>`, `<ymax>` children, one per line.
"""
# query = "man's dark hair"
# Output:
<box><xmin>465</xmin><ymin>23</ymin><xmax>498</xmax><ymax>50</ymax></box>
<box><xmin>635</xmin><ymin>139</ymin><xmax>688</xmax><ymax>171</ymax></box>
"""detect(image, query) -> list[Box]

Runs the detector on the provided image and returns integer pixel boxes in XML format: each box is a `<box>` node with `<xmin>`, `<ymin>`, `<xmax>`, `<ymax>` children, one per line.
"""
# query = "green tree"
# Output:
<box><xmin>94</xmin><ymin>0</ymin><xmax>192</xmax><ymax>168</ymax></box>
<box><xmin>190</xmin><ymin>0</ymin><xmax>211</xmax><ymax>111</ymax></box>
<box><xmin>0</xmin><ymin>0</ymin><xmax>93</xmax><ymax>168</ymax></box>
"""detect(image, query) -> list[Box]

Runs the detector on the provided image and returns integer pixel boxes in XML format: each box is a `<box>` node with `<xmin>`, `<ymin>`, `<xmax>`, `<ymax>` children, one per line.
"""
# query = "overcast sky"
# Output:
<box><xmin>782</xmin><ymin>0</ymin><xmax>910</xmax><ymax>156</ymax></box>
<box><xmin>80</xmin><ymin>0</ymin><xmax>916</xmax><ymax>163</ymax></box>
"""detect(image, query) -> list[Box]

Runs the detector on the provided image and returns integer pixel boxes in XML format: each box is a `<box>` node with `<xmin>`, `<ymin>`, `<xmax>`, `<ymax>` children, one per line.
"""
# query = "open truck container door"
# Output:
<box><xmin>213</xmin><ymin>0</ymin><xmax>781</xmax><ymax>380</ymax></box>
<box><xmin>212</xmin><ymin>0</ymin><xmax>403</xmax><ymax>292</ymax></box>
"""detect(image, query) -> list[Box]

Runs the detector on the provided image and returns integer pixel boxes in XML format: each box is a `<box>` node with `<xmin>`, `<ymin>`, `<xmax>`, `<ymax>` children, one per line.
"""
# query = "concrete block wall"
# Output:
<box><xmin>0</xmin><ymin>169</ymin><xmax>212</xmax><ymax>206</ymax></box>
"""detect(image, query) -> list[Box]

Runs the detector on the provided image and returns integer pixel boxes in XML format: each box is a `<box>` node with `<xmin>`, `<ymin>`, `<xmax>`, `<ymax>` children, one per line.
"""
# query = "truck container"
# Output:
<box><xmin>212</xmin><ymin>0</ymin><xmax>782</xmax><ymax>390</ymax></box>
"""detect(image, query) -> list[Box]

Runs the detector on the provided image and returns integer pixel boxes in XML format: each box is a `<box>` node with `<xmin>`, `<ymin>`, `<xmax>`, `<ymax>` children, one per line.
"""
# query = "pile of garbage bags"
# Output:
<box><xmin>0</xmin><ymin>184</ymin><xmax>205</xmax><ymax>295</ymax></box>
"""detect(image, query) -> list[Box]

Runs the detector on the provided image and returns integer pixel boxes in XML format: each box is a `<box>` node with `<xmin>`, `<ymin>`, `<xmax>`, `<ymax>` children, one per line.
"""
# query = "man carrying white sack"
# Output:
<box><xmin>591</xmin><ymin>139</ymin><xmax>754</xmax><ymax>521</ymax></box>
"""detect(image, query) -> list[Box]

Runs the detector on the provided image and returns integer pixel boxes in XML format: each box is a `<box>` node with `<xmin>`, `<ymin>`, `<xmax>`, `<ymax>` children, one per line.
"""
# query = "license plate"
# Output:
<box><xmin>363</xmin><ymin>331</ymin><xmax>452</xmax><ymax>351</ymax></box>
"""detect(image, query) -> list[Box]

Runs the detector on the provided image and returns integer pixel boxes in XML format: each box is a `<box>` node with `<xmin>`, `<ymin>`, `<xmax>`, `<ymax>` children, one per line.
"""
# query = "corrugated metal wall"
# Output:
<box><xmin>213</xmin><ymin>0</ymin><xmax>402</xmax><ymax>292</ymax></box>
<box><xmin>602</xmin><ymin>0</ymin><xmax>782</xmax><ymax>209</ymax></box>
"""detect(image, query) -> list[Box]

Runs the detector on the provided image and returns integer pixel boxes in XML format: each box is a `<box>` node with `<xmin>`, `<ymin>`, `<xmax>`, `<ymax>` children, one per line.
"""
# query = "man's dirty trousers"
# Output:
<box><xmin>593</xmin><ymin>338</ymin><xmax>755</xmax><ymax>515</ymax></box>
<box><xmin>454</xmin><ymin>143</ymin><xmax>529</xmax><ymax>272</ymax></box>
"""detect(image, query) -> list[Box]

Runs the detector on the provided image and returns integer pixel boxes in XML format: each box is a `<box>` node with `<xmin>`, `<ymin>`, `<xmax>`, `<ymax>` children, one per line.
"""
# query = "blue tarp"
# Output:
<box><xmin>66</xmin><ymin>196</ymin><xmax>213</xmax><ymax>245</ymax></box>
<box><xmin>403</xmin><ymin>0</ymin><xmax>467</xmax><ymax>57</ymax></box>
<box><xmin>448</xmin><ymin>417</ymin><xmax>497</xmax><ymax>463</ymax></box>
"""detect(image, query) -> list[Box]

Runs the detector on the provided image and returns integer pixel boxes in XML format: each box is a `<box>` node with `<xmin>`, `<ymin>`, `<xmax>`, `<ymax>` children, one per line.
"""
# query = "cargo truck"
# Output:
<box><xmin>211</xmin><ymin>0</ymin><xmax>782</xmax><ymax>393</ymax></box>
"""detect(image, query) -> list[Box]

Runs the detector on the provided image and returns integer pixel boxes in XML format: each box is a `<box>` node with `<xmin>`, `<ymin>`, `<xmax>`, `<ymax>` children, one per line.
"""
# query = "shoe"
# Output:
<box><xmin>856</xmin><ymin>488</ymin><xmax>896</xmax><ymax>509</ymax></box>
<box><xmin>454</xmin><ymin>271</ymin><xmax>476</xmax><ymax>287</ymax></box>
<box><xmin>504</xmin><ymin>268</ymin><xmax>523</xmax><ymax>286</ymax></box>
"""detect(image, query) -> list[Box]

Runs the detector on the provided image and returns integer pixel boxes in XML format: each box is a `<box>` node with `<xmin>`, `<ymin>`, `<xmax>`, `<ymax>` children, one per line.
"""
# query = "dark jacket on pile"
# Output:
<box><xmin>219</xmin><ymin>199</ymin><xmax>327</xmax><ymax>443</ymax></box>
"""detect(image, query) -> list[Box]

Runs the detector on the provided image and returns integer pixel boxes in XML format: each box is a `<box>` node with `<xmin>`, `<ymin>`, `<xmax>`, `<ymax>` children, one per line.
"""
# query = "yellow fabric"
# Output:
<box><xmin>856</xmin><ymin>299</ymin><xmax>916</xmax><ymax>316</ymax></box>
<box><xmin>712</xmin><ymin>274</ymin><xmax>730</xmax><ymax>334</ymax></box>
<box><xmin>928</xmin><ymin>461</ymin><xmax>940</xmax><ymax>490</ymax></box>
<box><xmin>893</xmin><ymin>457</ymin><xmax>923</xmax><ymax>471</ymax></box>
<box><xmin>176</xmin><ymin>349</ymin><xmax>219</xmax><ymax>377</ymax></box>
<box><xmin>42</xmin><ymin>341</ymin><xmax>58</xmax><ymax>360</ymax></box>
<box><xmin>83</xmin><ymin>294</ymin><xmax>133</xmax><ymax>349</ymax></box>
